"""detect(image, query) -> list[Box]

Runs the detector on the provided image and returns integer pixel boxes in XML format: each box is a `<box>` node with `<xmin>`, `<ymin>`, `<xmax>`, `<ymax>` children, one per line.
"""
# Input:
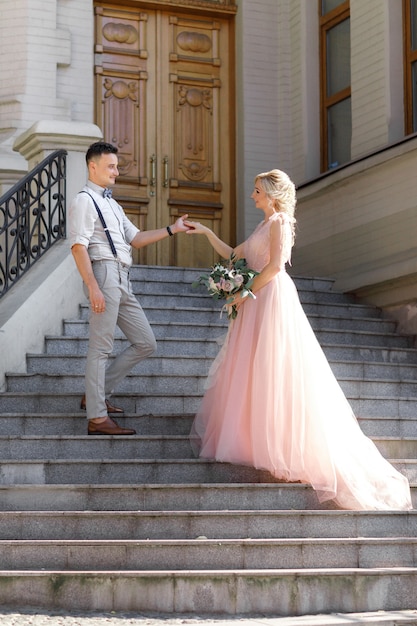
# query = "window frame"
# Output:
<box><xmin>319</xmin><ymin>0</ymin><xmax>351</xmax><ymax>172</ymax></box>
<box><xmin>403</xmin><ymin>0</ymin><xmax>417</xmax><ymax>134</ymax></box>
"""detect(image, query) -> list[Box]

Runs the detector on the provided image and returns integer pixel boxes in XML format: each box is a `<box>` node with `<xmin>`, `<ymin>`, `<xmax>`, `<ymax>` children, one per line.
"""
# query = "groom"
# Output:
<box><xmin>69</xmin><ymin>141</ymin><xmax>189</xmax><ymax>435</ymax></box>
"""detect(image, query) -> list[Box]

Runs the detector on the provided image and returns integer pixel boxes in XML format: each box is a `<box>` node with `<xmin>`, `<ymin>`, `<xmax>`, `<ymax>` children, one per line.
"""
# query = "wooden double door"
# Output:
<box><xmin>94</xmin><ymin>1</ymin><xmax>236</xmax><ymax>267</ymax></box>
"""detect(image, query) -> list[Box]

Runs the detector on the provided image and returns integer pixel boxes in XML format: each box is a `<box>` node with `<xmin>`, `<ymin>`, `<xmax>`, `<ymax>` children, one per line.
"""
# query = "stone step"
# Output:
<box><xmin>132</xmin><ymin>266</ymin><xmax>336</xmax><ymax>291</ymax></box>
<box><xmin>0</xmin><ymin>568</ymin><xmax>416</xmax><ymax>615</ymax></box>
<box><xmin>132</xmin><ymin>270</ymin><xmax>363</xmax><ymax>313</ymax></box>
<box><xmin>0</xmin><ymin>458</ymin><xmax>282</xmax><ymax>485</ymax></box>
<box><xmin>0</xmin><ymin>509</ymin><xmax>415</xmax><ymax>540</ymax></box>
<box><xmin>130</xmin><ymin>272</ymin><xmax>338</xmax><ymax>294</ymax></box>
<box><xmin>0</xmin><ymin>412</ymin><xmax>416</xmax><ymax>438</ymax></box>
<box><xmin>76</xmin><ymin>290</ymin><xmax>376</xmax><ymax>316</ymax></box>
<box><xmin>8</xmin><ymin>371</ymin><xmax>417</xmax><ymax>400</ymax></box>
<box><xmin>1</xmin><ymin>537</ymin><xmax>417</xmax><ymax>571</ymax></box>
<box><xmin>65</xmin><ymin>307</ymin><xmax>227</xmax><ymax>330</ymax></box>
<box><xmin>308</xmin><ymin>315</ymin><xmax>395</xmax><ymax>333</ymax></box>
<box><xmin>0</xmin><ymin>483</ymin><xmax>414</xmax><ymax>512</ymax></box>
<box><xmin>322</xmin><ymin>344</ymin><xmax>417</xmax><ymax>364</ymax></box>
<box><xmin>1</xmin><ymin>390</ymin><xmax>417</xmax><ymax>417</ymax></box>
<box><xmin>0</xmin><ymin>457</ymin><xmax>414</xmax><ymax>485</ymax></box>
<box><xmin>67</xmin><ymin>309</ymin><xmax>395</xmax><ymax>334</ymax></box>
<box><xmin>6</xmin><ymin>364</ymin><xmax>417</xmax><ymax>397</ymax></box>
<box><xmin>6</xmin><ymin>372</ymin><xmax>208</xmax><ymax>394</ymax></box>
<box><xmin>0</xmin><ymin>483</ymin><xmax>338</xmax><ymax>511</ymax></box>
<box><xmin>81</xmin><ymin>298</ymin><xmax>388</xmax><ymax>324</ymax></box>
<box><xmin>358</xmin><ymin>417</ymin><xmax>417</xmax><ymax>437</ymax></box>
<box><xmin>0</xmin><ymin>483</ymin><xmax>343</xmax><ymax>511</ymax></box>
<box><xmin>0</xmin><ymin>413</ymin><xmax>190</xmax><ymax>435</ymax></box>
<box><xmin>21</xmin><ymin>345</ymin><xmax>417</xmax><ymax>377</ymax></box>
<box><xmin>34</xmin><ymin>339</ymin><xmax>417</xmax><ymax>371</ymax></box>
<box><xmin>39</xmin><ymin>337</ymin><xmax>417</xmax><ymax>367</ymax></box>
<box><xmin>132</xmin><ymin>275</ymin><xmax>349</xmax><ymax>297</ymax></box>
<box><xmin>41</xmin><ymin>336</ymin><xmax>221</xmax><ymax>358</ymax></box>
<box><xmin>42</xmin><ymin>313</ymin><xmax>414</xmax><ymax>349</ymax></box>
<box><xmin>68</xmin><ymin>303</ymin><xmax>408</xmax><ymax>348</ymax></box>
<box><xmin>0</xmin><ymin>434</ymin><xmax>413</xmax><ymax>461</ymax></box>
<box><xmin>132</xmin><ymin>281</ymin><xmax>360</xmax><ymax>306</ymax></box>
<box><xmin>0</xmin><ymin>391</ymin><xmax>199</xmax><ymax>415</ymax></box>
<box><xmin>0</xmin><ymin>435</ymin><xmax>195</xmax><ymax>460</ymax></box>
<box><xmin>330</xmin><ymin>360</ymin><xmax>417</xmax><ymax>380</ymax></box>
<box><xmin>372</xmin><ymin>437</ymin><xmax>417</xmax><ymax>458</ymax></box>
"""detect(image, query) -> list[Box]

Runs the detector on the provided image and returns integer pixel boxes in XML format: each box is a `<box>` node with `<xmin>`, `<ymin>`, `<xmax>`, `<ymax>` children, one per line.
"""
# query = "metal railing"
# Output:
<box><xmin>0</xmin><ymin>149</ymin><xmax>67</xmax><ymax>298</ymax></box>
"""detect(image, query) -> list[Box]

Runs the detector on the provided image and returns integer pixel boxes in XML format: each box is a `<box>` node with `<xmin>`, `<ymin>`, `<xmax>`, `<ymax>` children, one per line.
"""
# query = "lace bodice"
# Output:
<box><xmin>243</xmin><ymin>212</ymin><xmax>294</xmax><ymax>273</ymax></box>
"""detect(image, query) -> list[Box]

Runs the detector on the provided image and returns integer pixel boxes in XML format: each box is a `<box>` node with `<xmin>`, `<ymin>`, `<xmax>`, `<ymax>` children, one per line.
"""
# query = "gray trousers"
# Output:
<box><xmin>84</xmin><ymin>260</ymin><xmax>157</xmax><ymax>419</ymax></box>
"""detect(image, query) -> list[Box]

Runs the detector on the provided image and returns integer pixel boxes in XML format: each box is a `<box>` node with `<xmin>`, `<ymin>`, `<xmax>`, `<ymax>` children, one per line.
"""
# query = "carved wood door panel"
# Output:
<box><xmin>94</xmin><ymin>3</ymin><xmax>236</xmax><ymax>267</ymax></box>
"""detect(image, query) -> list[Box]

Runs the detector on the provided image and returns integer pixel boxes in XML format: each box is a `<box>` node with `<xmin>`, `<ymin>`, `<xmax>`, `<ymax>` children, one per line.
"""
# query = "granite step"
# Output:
<box><xmin>0</xmin><ymin>483</ymin><xmax>414</xmax><ymax>512</ymax></box>
<box><xmin>0</xmin><ymin>537</ymin><xmax>416</xmax><ymax>571</ymax></box>
<box><xmin>0</xmin><ymin>412</ymin><xmax>416</xmax><ymax>438</ymax></box>
<box><xmin>0</xmin><ymin>567</ymin><xmax>416</xmax><ymax>615</ymax></box>
<box><xmin>0</xmin><ymin>435</ymin><xmax>195</xmax><ymax>460</ymax></box>
<box><xmin>0</xmin><ymin>483</ymin><xmax>346</xmax><ymax>511</ymax></box>
<box><xmin>0</xmin><ymin>457</ymin><xmax>414</xmax><ymax>485</ymax></box>
<box><xmin>8</xmin><ymin>372</ymin><xmax>417</xmax><ymax>400</ymax></box>
<box><xmin>1</xmin><ymin>391</ymin><xmax>417</xmax><ymax>417</ymax></box>
<box><xmin>0</xmin><ymin>434</ymin><xmax>413</xmax><ymax>461</ymax></box>
<box><xmin>0</xmin><ymin>510</ymin><xmax>415</xmax><ymax>540</ymax></box>
<box><xmin>10</xmin><ymin>371</ymin><xmax>417</xmax><ymax>401</ymax></box>
<box><xmin>39</xmin><ymin>338</ymin><xmax>417</xmax><ymax>366</ymax></box>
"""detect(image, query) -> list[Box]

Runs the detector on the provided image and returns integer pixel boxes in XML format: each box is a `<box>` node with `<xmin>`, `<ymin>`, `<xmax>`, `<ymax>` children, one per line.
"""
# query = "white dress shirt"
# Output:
<box><xmin>69</xmin><ymin>181</ymin><xmax>139</xmax><ymax>267</ymax></box>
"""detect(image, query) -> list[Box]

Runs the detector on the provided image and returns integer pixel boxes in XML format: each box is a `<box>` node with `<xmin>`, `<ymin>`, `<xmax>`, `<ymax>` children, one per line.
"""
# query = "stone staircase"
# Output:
<box><xmin>0</xmin><ymin>265</ymin><xmax>416</xmax><ymax>617</ymax></box>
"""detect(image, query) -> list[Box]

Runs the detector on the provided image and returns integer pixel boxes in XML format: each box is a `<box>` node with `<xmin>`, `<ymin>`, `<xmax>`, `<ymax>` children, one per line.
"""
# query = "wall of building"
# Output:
<box><xmin>0</xmin><ymin>242</ymin><xmax>83</xmax><ymax>392</ymax></box>
<box><xmin>350</xmin><ymin>0</ymin><xmax>404</xmax><ymax>158</ymax></box>
<box><xmin>0</xmin><ymin>0</ymin><xmax>95</xmax><ymax>191</ymax></box>
<box><xmin>286</xmin><ymin>0</ymin><xmax>417</xmax><ymax>329</ymax></box>
<box><xmin>235</xmin><ymin>0</ymin><xmax>287</xmax><ymax>241</ymax></box>
<box><xmin>294</xmin><ymin>136</ymin><xmax>417</xmax><ymax>313</ymax></box>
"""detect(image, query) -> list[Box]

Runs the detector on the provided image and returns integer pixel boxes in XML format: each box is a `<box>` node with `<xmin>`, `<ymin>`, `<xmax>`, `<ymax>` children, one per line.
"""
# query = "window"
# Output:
<box><xmin>319</xmin><ymin>0</ymin><xmax>351</xmax><ymax>171</ymax></box>
<box><xmin>404</xmin><ymin>0</ymin><xmax>417</xmax><ymax>134</ymax></box>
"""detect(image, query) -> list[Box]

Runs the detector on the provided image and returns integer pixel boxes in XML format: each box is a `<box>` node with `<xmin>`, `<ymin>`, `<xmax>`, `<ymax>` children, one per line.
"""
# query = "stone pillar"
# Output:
<box><xmin>13</xmin><ymin>120</ymin><xmax>102</xmax><ymax>208</ymax></box>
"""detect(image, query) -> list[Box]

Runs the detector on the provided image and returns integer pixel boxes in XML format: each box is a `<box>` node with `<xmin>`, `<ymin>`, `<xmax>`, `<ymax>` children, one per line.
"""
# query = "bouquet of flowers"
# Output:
<box><xmin>192</xmin><ymin>255</ymin><xmax>258</xmax><ymax>319</ymax></box>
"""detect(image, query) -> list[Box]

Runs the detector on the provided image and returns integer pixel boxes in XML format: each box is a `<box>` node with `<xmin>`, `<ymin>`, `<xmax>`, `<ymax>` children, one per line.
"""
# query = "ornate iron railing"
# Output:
<box><xmin>0</xmin><ymin>149</ymin><xmax>67</xmax><ymax>298</ymax></box>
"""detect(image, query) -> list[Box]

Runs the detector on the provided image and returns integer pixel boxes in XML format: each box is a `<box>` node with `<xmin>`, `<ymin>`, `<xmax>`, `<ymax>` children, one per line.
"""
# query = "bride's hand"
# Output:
<box><xmin>230</xmin><ymin>290</ymin><xmax>245</xmax><ymax>310</ymax></box>
<box><xmin>184</xmin><ymin>220</ymin><xmax>209</xmax><ymax>235</ymax></box>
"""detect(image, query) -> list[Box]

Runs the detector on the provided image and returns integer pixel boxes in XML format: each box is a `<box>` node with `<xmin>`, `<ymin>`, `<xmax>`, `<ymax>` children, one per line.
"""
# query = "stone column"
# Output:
<box><xmin>13</xmin><ymin>120</ymin><xmax>102</xmax><ymax>209</ymax></box>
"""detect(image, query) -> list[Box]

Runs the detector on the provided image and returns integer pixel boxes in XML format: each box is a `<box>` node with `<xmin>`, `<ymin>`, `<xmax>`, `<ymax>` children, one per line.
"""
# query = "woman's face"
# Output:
<box><xmin>251</xmin><ymin>180</ymin><xmax>270</xmax><ymax>212</ymax></box>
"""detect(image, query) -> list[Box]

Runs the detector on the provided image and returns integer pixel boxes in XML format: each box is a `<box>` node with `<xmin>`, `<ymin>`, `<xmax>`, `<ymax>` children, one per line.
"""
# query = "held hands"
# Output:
<box><xmin>183</xmin><ymin>219</ymin><xmax>210</xmax><ymax>235</ymax></box>
<box><xmin>172</xmin><ymin>214</ymin><xmax>191</xmax><ymax>234</ymax></box>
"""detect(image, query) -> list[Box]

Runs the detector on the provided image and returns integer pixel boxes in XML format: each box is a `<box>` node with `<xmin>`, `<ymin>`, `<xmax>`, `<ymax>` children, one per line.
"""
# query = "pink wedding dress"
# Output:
<box><xmin>190</xmin><ymin>212</ymin><xmax>412</xmax><ymax>510</ymax></box>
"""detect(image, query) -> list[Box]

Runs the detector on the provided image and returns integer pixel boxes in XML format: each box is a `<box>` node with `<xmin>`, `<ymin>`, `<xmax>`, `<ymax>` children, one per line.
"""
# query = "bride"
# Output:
<box><xmin>184</xmin><ymin>168</ymin><xmax>412</xmax><ymax>511</ymax></box>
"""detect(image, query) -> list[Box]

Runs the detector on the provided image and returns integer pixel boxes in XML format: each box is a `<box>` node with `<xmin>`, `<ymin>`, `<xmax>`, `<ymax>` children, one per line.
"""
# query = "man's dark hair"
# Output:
<box><xmin>86</xmin><ymin>142</ymin><xmax>118</xmax><ymax>164</ymax></box>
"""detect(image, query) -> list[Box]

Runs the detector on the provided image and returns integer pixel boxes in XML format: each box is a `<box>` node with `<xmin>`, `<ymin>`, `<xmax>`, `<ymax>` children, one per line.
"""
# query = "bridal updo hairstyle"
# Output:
<box><xmin>255</xmin><ymin>169</ymin><xmax>297</xmax><ymax>239</ymax></box>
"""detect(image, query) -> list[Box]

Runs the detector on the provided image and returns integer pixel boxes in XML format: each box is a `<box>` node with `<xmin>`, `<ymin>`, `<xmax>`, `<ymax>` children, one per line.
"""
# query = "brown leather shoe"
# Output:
<box><xmin>80</xmin><ymin>395</ymin><xmax>124</xmax><ymax>414</ymax></box>
<box><xmin>88</xmin><ymin>416</ymin><xmax>136</xmax><ymax>436</ymax></box>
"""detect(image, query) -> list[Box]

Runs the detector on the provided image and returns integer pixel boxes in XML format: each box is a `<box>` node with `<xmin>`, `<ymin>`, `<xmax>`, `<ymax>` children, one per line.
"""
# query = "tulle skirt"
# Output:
<box><xmin>190</xmin><ymin>271</ymin><xmax>412</xmax><ymax>510</ymax></box>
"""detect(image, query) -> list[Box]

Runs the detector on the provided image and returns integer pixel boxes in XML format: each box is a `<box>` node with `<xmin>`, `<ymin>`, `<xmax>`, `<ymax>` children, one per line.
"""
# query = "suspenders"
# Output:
<box><xmin>80</xmin><ymin>190</ymin><xmax>127</xmax><ymax>283</ymax></box>
<box><xmin>79</xmin><ymin>191</ymin><xmax>118</xmax><ymax>260</ymax></box>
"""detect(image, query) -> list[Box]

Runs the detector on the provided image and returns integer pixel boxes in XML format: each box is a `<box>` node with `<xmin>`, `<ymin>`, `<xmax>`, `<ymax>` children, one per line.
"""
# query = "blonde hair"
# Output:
<box><xmin>255</xmin><ymin>169</ymin><xmax>296</xmax><ymax>240</ymax></box>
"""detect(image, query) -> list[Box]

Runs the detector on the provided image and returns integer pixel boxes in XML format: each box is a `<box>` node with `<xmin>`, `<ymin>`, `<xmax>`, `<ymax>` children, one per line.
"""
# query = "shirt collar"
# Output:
<box><xmin>86</xmin><ymin>180</ymin><xmax>112</xmax><ymax>198</ymax></box>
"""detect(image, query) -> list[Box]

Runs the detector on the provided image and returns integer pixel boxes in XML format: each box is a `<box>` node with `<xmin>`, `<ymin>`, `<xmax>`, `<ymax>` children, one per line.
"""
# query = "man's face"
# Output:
<box><xmin>88</xmin><ymin>152</ymin><xmax>119</xmax><ymax>188</ymax></box>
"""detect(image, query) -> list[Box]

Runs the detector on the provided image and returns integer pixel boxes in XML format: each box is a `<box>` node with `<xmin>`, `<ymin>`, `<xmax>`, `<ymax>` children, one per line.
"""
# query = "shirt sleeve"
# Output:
<box><xmin>121</xmin><ymin>212</ymin><xmax>140</xmax><ymax>243</ymax></box>
<box><xmin>68</xmin><ymin>192</ymin><xmax>97</xmax><ymax>249</ymax></box>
